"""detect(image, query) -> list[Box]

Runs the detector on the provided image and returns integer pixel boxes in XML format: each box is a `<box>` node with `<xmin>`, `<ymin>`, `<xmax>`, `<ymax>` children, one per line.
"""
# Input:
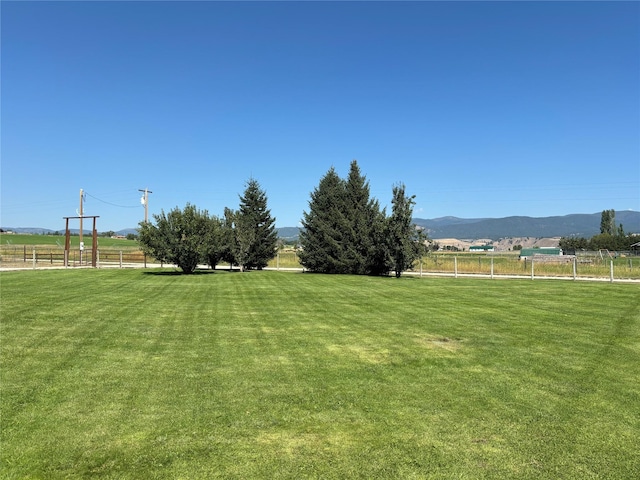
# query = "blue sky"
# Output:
<box><xmin>2</xmin><ymin>1</ymin><xmax>638</xmax><ymax>231</ymax></box>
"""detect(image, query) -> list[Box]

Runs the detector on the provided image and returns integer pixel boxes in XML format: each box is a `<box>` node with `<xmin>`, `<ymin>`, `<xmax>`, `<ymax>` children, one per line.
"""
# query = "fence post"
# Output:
<box><xmin>32</xmin><ymin>249</ymin><xmax>36</xmax><ymax>269</ymax></box>
<box><xmin>420</xmin><ymin>258</ymin><xmax>423</xmax><ymax>277</ymax></box>
<box><xmin>119</xmin><ymin>251</ymin><xmax>123</xmax><ymax>269</ymax></box>
<box><xmin>277</xmin><ymin>252</ymin><xmax>280</xmax><ymax>271</ymax></box>
<box><xmin>573</xmin><ymin>257</ymin><xmax>577</xmax><ymax>281</ymax></box>
<box><xmin>454</xmin><ymin>256</ymin><xmax>458</xmax><ymax>278</ymax></box>
<box><xmin>531</xmin><ymin>259</ymin><xmax>534</xmax><ymax>280</ymax></box>
<box><xmin>610</xmin><ymin>260</ymin><xmax>614</xmax><ymax>283</ymax></box>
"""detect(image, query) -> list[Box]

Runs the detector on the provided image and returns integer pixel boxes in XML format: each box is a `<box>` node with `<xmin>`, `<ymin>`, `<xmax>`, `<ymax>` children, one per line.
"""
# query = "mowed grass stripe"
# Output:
<box><xmin>1</xmin><ymin>269</ymin><xmax>639</xmax><ymax>478</ymax></box>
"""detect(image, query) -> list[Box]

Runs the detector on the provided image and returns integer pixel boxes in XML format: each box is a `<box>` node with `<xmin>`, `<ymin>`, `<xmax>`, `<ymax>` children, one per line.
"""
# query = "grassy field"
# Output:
<box><xmin>3</xmin><ymin>232</ymin><xmax>640</xmax><ymax>279</ymax></box>
<box><xmin>4</xmin><ymin>232</ymin><xmax>640</xmax><ymax>280</ymax></box>
<box><xmin>420</xmin><ymin>253</ymin><xmax>640</xmax><ymax>280</ymax></box>
<box><xmin>1</xmin><ymin>233</ymin><xmax>138</xmax><ymax>248</ymax></box>
<box><xmin>1</xmin><ymin>269</ymin><xmax>639</xmax><ymax>479</ymax></box>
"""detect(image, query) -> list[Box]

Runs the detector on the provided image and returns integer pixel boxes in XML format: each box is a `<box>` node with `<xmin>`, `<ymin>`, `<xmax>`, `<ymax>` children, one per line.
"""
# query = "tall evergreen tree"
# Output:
<box><xmin>343</xmin><ymin>160</ymin><xmax>381</xmax><ymax>275</ymax></box>
<box><xmin>299</xmin><ymin>167</ymin><xmax>350</xmax><ymax>273</ymax></box>
<box><xmin>388</xmin><ymin>183</ymin><xmax>422</xmax><ymax>277</ymax></box>
<box><xmin>300</xmin><ymin>162</ymin><xmax>422</xmax><ymax>276</ymax></box>
<box><xmin>236</xmin><ymin>178</ymin><xmax>278</xmax><ymax>270</ymax></box>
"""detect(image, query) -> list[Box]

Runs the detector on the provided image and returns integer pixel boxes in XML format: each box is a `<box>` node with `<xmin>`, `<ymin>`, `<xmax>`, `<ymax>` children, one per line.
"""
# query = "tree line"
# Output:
<box><xmin>137</xmin><ymin>161</ymin><xmax>427</xmax><ymax>275</ymax></box>
<box><xmin>299</xmin><ymin>160</ymin><xmax>426</xmax><ymax>277</ymax></box>
<box><xmin>138</xmin><ymin>178</ymin><xmax>278</xmax><ymax>274</ymax></box>
<box><xmin>559</xmin><ymin>209</ymin><xmax>640</xmax><ymax>252</ymax></box>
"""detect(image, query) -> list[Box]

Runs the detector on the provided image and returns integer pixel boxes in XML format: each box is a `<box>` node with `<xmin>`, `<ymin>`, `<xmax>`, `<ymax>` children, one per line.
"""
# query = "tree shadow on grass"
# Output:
<box><xmin>142</xmin><ymin>268</ymin><xmax>225</xmax><ymax>276</ymax></box>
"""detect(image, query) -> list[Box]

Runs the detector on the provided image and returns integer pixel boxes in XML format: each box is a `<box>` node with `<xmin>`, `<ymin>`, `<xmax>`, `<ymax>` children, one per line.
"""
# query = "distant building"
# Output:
<box><xmin>469</xmin><ymin>245</ymin><xmax>494</xmax><ymax>252</ymax></box>
<box><xmin>519</xmin><ymin>247</ymin><xmax>562</xmax><ymax>260</ymax></box>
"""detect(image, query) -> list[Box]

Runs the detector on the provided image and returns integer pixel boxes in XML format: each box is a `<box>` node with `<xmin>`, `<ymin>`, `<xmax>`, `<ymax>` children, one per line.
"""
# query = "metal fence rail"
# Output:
<box><xmin>2</xmin><ymin>246</ymin><xmax>639</xmax><ymax>282</ymax></box>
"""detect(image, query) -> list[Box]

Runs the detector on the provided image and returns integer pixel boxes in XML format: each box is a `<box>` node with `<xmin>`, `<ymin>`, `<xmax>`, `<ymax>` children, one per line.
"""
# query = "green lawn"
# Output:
<box><xmin>1</xmin><ymin>270</ymin><xmax>639</xmax><ymax>479</ymax></box>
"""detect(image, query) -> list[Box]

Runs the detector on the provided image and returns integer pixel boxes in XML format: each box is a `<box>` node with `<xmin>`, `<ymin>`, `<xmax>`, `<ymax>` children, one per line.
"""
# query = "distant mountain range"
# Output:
<box><xmin>0</xmin><ymin>227</ymin><xmax>139</xmax><ymax>236</ymax></box>
<box><xmin>3</xmin><ymin>211</ymin><xmax>639</xmax><ymax>241</ymax></box>
<box><xmin>278</xmin><ymin>211</ymin><xmax>640</xmax><ymax>241</ymax></box>
<box><xmin>414</xmin><ymin>211</ymin><xmax>640</xmax><ymax>240</ymax></box>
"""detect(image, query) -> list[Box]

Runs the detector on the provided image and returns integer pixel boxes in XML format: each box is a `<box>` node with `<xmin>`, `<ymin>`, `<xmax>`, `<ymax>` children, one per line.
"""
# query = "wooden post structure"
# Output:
<box><xmin>63</xmin><ymin>216</ymin><xmax>99</xmax><ymax>268</ymax></box>
<box><xmin>64</xmin><ymin>218</ymin><xmax>71</xmax><ymax>267</ymax></box>
<box><xmin>92</xmin><ymin>216</ymin><xmax>98</xmax><ymax>268</ymax></box>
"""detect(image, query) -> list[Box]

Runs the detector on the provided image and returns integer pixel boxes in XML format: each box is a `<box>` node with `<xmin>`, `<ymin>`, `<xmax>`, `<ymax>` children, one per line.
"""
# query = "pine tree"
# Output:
<box><xmin>237</xmin><ymin>178</ymin><xmax>278</xmax><ymax>270</ymax></box>
<box><xmin>300</xmin><ymin>161</ymin><xmax>392</xmax><ymax>275</ymax></box>
<box><xmin>299</xmin><ymin>167</ymin><xmax>350</xmax><ymax>273</ymax></box>
<box><xmin>343</xmin><ymin>160</ymin><xmax>380</xmax><ymax>275</ymax></box>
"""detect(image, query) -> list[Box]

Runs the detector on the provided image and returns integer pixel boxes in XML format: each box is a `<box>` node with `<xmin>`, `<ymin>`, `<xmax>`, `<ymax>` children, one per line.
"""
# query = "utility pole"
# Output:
<box><xmin>139</xmin><ymin>188</ymin><xmax>153</xmax><ymax>223</ymax></box>
<box><xmin>79</xmin><ymin>188</ymin><xmax>84</xmax><ymax>262</ymax></box>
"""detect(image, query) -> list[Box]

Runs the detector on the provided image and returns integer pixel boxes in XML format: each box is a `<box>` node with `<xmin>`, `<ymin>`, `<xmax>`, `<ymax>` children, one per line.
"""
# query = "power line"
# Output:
<box><xmin>84</xmin><ymin>191</ymin><xmax>140</xmax><ymax>208</ymax></box>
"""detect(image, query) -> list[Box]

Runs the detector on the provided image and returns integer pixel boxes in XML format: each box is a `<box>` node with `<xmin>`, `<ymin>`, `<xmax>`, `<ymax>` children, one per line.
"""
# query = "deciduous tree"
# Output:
<box><xmin>388</xmin><ymin>183</ymin><xmax>423</xmax><ymax>277</ymax></box>
<box><xmin>202</xmin><ymin>215</ymin><xmax>224</xmax><ymax>269</ymax></box>
<box><xmin>138</xmin><ymin>203</ymin><xmax>210</xmax><ymax>274</ymax></box>
<box><xmin>600</xmin><ymin>209</ymin><xmax>616</xmax><ymax>235</ymax></box>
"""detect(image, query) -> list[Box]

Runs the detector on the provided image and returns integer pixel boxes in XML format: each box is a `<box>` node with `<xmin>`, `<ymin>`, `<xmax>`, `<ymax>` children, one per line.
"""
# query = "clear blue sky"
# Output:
<box><xmin>2</xmin><ymin>1</ymin><xmax>638</xmax><ymax>232</ymax></box>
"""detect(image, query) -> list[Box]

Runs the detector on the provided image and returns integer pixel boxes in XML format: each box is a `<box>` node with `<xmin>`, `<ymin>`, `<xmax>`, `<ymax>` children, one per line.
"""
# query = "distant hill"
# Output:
<box><xmin>0</xmin><ymin>227</ymin><xmax>139</xmax><ymax>236</ymax></box>
<box><xmin>1</xmin><ymin>227</ymin><xmax>57</xmax><ymax>234</ymax></box>
<box><xmin>116</xmin><ymin>228</ymin><xmax>139</xmax><ymax>237</ymax></box>
<box><xmin>276</xmin><ymin>227</ymin><xmax>301</xmax><ymax>242</ymax></box>
<box><xmin>4</xmin><ymin>211</ymin><xmax>639</xmax><ymax>241</ymax></box>
<box><xmin>274</xmin><ymin>211</ymin><xmax>640</xmax><ymax>241</ymax></box>
<box><xmin>413</xmin><ymin>211</ymin><xmax>640</xmax><ymax>240</ymax></box>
